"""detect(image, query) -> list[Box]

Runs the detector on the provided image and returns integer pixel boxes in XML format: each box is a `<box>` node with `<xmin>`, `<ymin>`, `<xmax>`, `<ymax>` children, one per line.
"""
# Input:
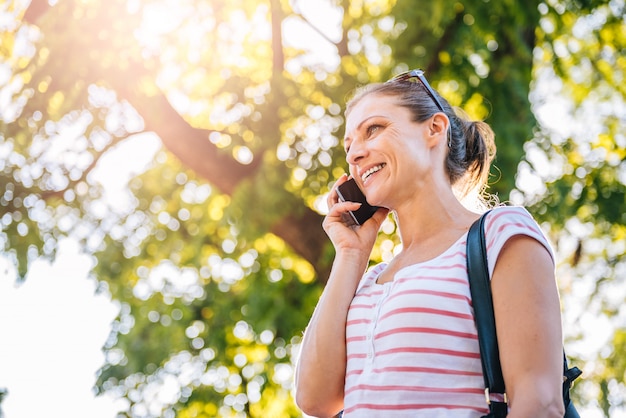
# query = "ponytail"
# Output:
<box><xmin>446</xmin><ymin>108</ymin><xmax>496</xmax><ymax>201</ymax></box>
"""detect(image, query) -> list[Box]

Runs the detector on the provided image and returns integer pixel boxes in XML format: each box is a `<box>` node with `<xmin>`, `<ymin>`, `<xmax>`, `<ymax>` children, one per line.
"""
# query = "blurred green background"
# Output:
<box><xmin>0</xmin><ymin>0</ymin><xmax>624</xmax><ymax>417</ymax></box>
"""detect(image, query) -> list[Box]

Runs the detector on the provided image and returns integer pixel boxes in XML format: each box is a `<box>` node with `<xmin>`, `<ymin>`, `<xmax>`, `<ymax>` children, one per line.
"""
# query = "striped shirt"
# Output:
<box><xmin>343</xmin><ymin>206</ymin><xmax>554</xmax><ymax>417</ymax></box>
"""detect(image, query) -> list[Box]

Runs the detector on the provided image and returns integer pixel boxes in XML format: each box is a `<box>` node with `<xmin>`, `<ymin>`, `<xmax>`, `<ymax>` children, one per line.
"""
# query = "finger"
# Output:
<box><xmin>359</xmin><ymin>207</ymin><xmax>390</xmax><ymax>232</ymax></box>
<box><xmin>328</xmin><ymin>200</ymin><xmax>362</xmax><ymax>218</ymax></box>
<box><xmin>327</xmin><ymin>173</ymin><xmax>349</xmax><ymax>207</ymax></box>
<box><xmin>372</xmin><ymin>207</ymin><xmax>390</xmax><ymax>223</ymax></box>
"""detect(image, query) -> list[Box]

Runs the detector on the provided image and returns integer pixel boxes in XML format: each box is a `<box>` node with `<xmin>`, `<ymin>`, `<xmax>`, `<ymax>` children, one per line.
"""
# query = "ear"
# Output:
<box><xmin>427</xmin><ymin>113</ymin><xmax>450</xmax><ymax>147</ymax></box>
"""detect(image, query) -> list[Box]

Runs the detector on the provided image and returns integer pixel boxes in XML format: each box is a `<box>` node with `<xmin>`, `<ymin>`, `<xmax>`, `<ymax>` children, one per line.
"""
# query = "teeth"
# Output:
<box><xmin>361</xmin><ymin>163</ymin><xmax>386</xmax><ymax>182</ymax></box>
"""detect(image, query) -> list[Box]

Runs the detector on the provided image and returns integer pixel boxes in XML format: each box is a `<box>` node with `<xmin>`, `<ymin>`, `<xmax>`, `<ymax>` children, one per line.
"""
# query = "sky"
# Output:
<box><xmin>0</xmin><ymin>134</ymin><xmax>162</xmax><ymax>417</ymax></box>
<box><xmin>0</xmin><ymin>241</ymin><xmax>125</xmax><ymax>417</ymax></box>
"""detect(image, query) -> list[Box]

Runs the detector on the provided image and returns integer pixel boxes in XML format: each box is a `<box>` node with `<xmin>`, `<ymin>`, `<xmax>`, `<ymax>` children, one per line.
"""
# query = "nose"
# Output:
<box><xmin>346</xmin><ymin>139</ymin><xmax>367</xmax><ymax>166</ymax></box>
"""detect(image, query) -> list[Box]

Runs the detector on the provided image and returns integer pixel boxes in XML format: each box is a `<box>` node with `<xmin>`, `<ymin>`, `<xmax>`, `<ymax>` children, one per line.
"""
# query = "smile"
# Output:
<box><xmin>361</xmin><ymin>163</ymin><xmax>386</xmax><ymax>183</ymax></box>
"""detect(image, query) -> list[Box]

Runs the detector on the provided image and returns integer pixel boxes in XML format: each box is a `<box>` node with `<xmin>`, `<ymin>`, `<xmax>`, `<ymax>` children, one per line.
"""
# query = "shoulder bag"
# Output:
<box><xmin>466</xmin><ymin>211</ymin><xmax>582</xmax><ymax>417</ymax></box>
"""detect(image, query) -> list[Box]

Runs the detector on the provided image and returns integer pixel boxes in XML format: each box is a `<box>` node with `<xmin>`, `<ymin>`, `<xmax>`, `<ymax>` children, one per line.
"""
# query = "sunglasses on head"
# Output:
<box><xmin>387</xmin><ymin>69</ymin><xmax>446</xmax><ymax>113</ymax></box>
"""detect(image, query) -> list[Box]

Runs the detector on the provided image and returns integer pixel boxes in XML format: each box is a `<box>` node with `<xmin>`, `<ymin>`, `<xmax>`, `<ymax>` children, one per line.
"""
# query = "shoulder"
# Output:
<box><xmin>482</xmin><ymin>206</ymin><xmax>554</xmax><ymax>275</ymax></box>
<box><xmin>484</xmin><ymin>206</ymin><xmax>544</xmax><ymax>237</ymax></box>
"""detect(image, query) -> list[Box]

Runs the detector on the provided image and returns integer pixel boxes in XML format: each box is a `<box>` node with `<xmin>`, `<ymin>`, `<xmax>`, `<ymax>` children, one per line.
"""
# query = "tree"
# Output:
<box><xmin>522</xmin><ymin>1</ymin><xmax>626</xmax><ymax>414</ymax></box>
<box><xmin>1</xmin><ymin>0</ymin><xmax>624</xmax><ymax>416</ymax></box>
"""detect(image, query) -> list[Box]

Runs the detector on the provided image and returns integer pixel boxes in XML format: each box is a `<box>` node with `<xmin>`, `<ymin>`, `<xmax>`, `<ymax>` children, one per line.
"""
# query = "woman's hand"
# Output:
<box><xmin>323</xmin><ymin>174</ymin><xmax>389</xmax><ymax>256</ymax></box>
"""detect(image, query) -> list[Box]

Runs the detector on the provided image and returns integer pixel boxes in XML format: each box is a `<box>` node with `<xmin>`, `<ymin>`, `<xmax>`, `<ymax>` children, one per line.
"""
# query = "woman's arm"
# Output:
<box><xmin>295</xmin><ymin>175</ymin><xmax>388</xmax><ymax>417</ymax></box>
<box><xmin>491</xmin><ymin>235</ymin><xmax>565</xmax><ymax>418</ymax></box>
<box><xmin>295</xmin><ymin>249</ymin><xmax>369</xmax><ymax>417</ymax></box>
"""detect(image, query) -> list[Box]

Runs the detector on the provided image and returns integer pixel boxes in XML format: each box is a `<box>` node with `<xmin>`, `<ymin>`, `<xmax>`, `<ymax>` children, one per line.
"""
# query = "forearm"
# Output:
<box><xmin>500</xmin><ymin>319</ymin><xmax>564</xmax><ymax>418</ymax></box>
<box><xmin>295</xmin><ymin>251</ymin><xmax>369</xmax><ymax>417</ymax></box>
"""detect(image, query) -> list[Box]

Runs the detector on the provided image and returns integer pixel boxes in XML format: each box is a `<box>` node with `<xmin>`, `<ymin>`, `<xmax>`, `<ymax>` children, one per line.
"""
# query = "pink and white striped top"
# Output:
<box><xmin>343</xmin><ymin>206</ymin><xmax>554</xmax><ymax>417</ymax></box>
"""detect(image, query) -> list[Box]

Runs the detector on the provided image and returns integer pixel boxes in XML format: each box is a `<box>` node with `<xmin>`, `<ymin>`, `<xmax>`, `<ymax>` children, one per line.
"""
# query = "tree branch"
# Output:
<box><xmin>24</xmin><ymin>0</ymin><xmax>332</xmax><ymax>282</ymax></box>
<box><xmin>270</xmin><ymin>0</ymin><xmax>285</xmax><ymax>73</ymax></box>
<box><xmin>271</xmin><ymin>211</ymin><xmax>331</xmax><ymax>282</ymax></box>
<box><xmin>291</xmin><ymin>0</ymin><xmax>348</xmax><ymax>56</ymax></box>
<box><xmin>337</xmin><ymin>0</ymin><xmax>350</xmax><ymax>57</ymax></box>
<box><xmin>40</xmin><ymin>132</ymin><xmax>127</xmax><ymax>201</ymax></box>
<box><xmin>119</xmin><ymin>89</ymin><xmax>261</xmax><ymax>195</ymax></box>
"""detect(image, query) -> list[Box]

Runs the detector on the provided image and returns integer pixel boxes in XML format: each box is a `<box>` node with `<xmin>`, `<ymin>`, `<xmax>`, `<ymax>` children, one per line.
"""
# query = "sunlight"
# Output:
<box><xmin>283</xmin><ymin>0</ymin><xmax>343</xmax><ymax>74</ymax></box>
<box><xmin>132</xmin><ymin>0</ymin><xmax>188</xmax><ymax>53</ymax></box>
<box><xmin>89</xmin><ymin>132</ymin><xmax>161</xmax><ymax>212</ymax></box>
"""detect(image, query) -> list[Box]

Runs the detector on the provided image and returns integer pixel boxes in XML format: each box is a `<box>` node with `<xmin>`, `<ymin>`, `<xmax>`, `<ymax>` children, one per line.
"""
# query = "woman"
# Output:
<box><xmin>295</xmin><ymin>70</ymin><xmax>565</xmax><ymax>417</ymax></box>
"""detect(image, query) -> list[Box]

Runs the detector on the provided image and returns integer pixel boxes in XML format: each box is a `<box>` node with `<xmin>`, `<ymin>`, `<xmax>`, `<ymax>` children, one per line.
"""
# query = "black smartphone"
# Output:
<box><xmin>336</xmin><ymin>178</ymin><xmax>379</xmax><ymax>225</ymax></box>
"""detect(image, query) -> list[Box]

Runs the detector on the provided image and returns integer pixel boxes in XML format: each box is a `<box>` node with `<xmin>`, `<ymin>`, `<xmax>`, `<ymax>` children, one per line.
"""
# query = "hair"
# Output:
<box><xmin>345</xmin><ymin>81</ymin><xmax>497</xmax><ymax>206</ymax></box>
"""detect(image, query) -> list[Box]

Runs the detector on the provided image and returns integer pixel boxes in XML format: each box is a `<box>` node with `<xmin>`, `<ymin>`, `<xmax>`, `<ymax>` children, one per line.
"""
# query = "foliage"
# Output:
<box><xmin>1</xmin><ymin>0</ymin><xmax>624</xmax><ymax>416</ymax></box>
<box><xmin>523</xmin><ymin>1</ymin><xmax>626</xmax><ymax>413</ymax></box>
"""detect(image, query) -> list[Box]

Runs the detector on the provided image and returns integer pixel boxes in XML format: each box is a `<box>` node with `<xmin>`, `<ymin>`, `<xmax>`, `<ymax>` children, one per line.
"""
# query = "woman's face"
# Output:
<box><xmin>343</xmin><ymin>93</ymin><xmax>441</xmax><ymax>209</ymax></box>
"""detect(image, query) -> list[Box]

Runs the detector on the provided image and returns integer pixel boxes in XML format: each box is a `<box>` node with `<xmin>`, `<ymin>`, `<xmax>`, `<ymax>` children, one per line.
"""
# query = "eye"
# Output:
<box><xmin>366</xmin><ymin>124</ymin><xmax>382</xmax><ymax>137</ymax></box>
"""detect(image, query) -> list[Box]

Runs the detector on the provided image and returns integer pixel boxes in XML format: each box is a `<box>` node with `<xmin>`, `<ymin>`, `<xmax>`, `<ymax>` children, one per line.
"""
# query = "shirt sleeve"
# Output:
<box><xmin>483</xmin><ymin>206</ymin><xmax>555</xmax><ymax>278</ymax></box>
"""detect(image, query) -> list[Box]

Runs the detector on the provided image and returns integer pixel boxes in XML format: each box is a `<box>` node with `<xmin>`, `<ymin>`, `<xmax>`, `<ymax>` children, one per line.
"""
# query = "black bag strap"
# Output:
<box><xmin>466</xmin><ymin>211</ymin><xmax>505</xmax><ymax>395</ymax></box>
<box><xmin>466</xmin><ymin>211</ymin><xmax>582</xmax><ymax>417</ymax></box>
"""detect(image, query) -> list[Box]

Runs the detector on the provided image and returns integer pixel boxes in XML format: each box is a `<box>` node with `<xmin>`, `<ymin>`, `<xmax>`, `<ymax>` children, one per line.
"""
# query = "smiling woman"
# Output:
<box><xmin>295</xmin><ymin>70</ymin><xmax>567</xmax><ymax>418</ymax></box>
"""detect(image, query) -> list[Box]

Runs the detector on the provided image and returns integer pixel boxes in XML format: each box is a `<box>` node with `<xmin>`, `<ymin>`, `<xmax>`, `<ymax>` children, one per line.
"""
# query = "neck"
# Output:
<box><xmin>393</xmin><ymin>188</ymin><xmax>476</xmax><ymax>250</ymax></box>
